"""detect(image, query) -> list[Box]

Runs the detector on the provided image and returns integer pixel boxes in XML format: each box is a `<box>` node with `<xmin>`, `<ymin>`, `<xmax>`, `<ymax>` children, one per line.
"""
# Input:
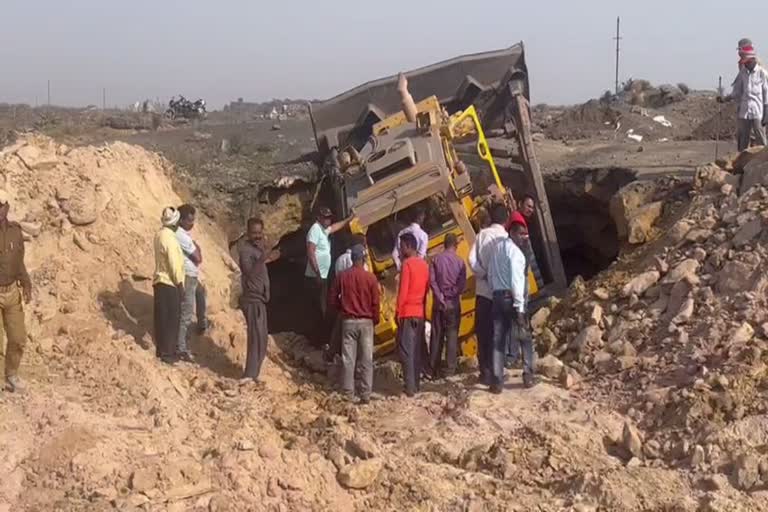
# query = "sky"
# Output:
<box><xmin>0</xmin><ymin>1</ymin><xmax>759</xmax><ymax>109</ymax></box>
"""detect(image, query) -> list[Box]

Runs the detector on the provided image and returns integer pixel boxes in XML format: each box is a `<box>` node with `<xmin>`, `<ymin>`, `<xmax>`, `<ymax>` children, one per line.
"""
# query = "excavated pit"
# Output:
<box><xmin>544</xmin><ymin>167</ymin><xmax>637</xmax><ymax>283</ymax></box>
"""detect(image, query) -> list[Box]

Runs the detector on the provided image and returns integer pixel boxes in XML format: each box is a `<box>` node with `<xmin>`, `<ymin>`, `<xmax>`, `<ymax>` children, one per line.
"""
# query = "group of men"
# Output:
<box><xmin>152</xmin><ymin>205</ymin><xmax>209</xmax><ymax>365</ymax></box>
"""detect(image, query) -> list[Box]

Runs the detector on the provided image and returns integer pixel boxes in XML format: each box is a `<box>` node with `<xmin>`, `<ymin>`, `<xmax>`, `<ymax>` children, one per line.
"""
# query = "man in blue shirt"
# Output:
<box><xmin>487</xmin><ymin>223</ymin><xmax>536</xmax><ymax>392</ymax></box>
<box><xmin>305</xmin><ymin>206</ymin><xmax>351</xmax><ymax>347</ymax></box>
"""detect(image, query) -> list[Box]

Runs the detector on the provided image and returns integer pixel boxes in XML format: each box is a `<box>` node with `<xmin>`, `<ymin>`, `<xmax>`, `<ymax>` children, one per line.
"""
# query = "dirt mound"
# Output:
<box><xmin>533</xmin><ymin>150</ymin><xmax>768</xmax><ymax>506</ymax></box>
<box><xmin>692</xmin><ymin>103</ymin><xmax>738</xmax><ymax>140</ymax></box>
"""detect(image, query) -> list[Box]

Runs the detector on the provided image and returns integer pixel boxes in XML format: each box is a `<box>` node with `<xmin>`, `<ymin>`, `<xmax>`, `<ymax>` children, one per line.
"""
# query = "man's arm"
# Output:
<box><xmin>191</xmin><ymin>241</ymin><xmax>202</xmax><ymax>265</ymax></box>
<box><xmin>468</xmin><ymin>235</ymin><xmax>484</xmax><ymax>276</ymax></box>
<box><xmin>18</xmin><ymin>236</ymin><xmax>31</xmax><ymax>304</ymax></box>
<box><xmin>509</xmin><ymin>245</ymin><xmax>526</xmax><ymax>315</ymax></box>
<box><xmin>396</xmin><ymin>261</ymin><xmax>411</xmax><ymax>317</ymax></box>
<box><xmin>391</xmin><ymin>228</ymin><xmax>403</xmax><ymax>269</ymax></box>
<box><xmin>457</xmin><ymin>261</ymin><xmax>467</xmax><ymax>299</ymax></box>
<box><xmin>429</xmin><ymin>260</ymin><xmax>445</xmax><ymax>308</ymax></box>
<box><xmin>417</xmin><ymin>229</ymin><xmax>428</xmax><ymax>259</ymax></box>
<box><xmin>327</xmin><ymin>216</ymin><xmax>353</xmax><ymax>235</ymax></box>
<box><xmin>370</xmin><ymin>276</ymin><xmax>381</xmax><ymax>322</ymax></box>
<box><xmin>169</xmin><ymin>239</ymin><xmax>186</xmax><ymax>288</ymax></box>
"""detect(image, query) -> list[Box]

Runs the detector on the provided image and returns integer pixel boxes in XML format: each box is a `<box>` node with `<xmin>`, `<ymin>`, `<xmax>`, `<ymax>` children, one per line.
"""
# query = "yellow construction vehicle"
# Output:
<box><xmin>309</xmin><ymin>43</ymin><xmax>567</xmax><ymax>356</ymax></box>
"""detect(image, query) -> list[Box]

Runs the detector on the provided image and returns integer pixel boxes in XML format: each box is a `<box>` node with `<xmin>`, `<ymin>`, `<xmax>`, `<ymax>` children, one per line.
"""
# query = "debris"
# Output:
<box><xmin>652</xmin><ymin>115</ymin><xmax>672</xmax><ymax>128</ymax></box>
<box><xmin>337</xmin><ymin>459</ymin><xmax>383</xmax><ymax>489</ymax></box>
<box><xmin>621</xmin><ymin>271</ymin><xmax>661</xmax><ymax>297</ymax></box>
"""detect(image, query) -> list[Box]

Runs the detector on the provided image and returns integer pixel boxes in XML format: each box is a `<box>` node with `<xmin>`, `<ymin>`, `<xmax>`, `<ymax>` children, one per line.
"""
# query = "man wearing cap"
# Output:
<box><xmin>0</xmin><ymin>192</ymin><xmax>32</xmax><ymax>392</ymax></box>
<box><xmin>153</xmin><ymin>206</ymin><xmax>185</xmax><ymax>365</ymax></box>
<box><xmin>428</xmin><ymin>233</ymin><xmax>466</xmax><ymax>378</ymax></box>
<box><xmin>329</xmin><ymin>244</ymin><xmax>380</xmax><ymax>403</ymax></box>
<box><xmin>721</xmin><ymin>44</ymin><xmax>768</xmax><ymax>151</ymax></box>
<box><xmin>305</xmin><ymin>206</ymin><xmax>351</xmax><ymax>347</ymax></box>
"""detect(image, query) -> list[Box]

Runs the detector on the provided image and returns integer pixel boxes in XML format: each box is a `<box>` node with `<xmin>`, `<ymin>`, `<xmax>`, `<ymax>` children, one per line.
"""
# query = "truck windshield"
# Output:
<box><xmin>366</xmin><ymin>194</ymin><xmax>456</xmax><ymax>262</ymax></box>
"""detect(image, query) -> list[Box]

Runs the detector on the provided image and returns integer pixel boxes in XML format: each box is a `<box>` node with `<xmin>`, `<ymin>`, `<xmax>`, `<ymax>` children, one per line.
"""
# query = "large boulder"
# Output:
<box><xmin>337</xmin><ymin>459</ymin><xmax>383</xmax><ymax>489</ymax></box>
<box><xmin>627</xmin><ymin>201</ymin><xmax>664</xmax><ymax>244</ymax></box>
<box><xmin>740</xmin><ymin>148</ymin><xmax>768</xmax><ymax>195</ymax></box>
<box><xmin>610</xmin><ymin>181</ymin><xmax>659</xmax><ymax>241</ymax></box>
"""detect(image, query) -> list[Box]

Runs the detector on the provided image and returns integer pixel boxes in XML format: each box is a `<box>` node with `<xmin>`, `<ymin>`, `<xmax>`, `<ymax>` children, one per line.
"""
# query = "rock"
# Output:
<box><xmin>337</xmin><ymin>458</ymin><xmax>383</xmax><ymax>489</ymax></box>
<box><xmin>571</xmin><ymin>325</ymin><xmax>603</xmax><ymax>352</ymax></box>
<box><xmin>732</xmin><ymin>218</ymin><xmax>763</xmax><ymax>247</ymax></box>
<box><xmin>303</xmin><ymin>351</ymin><xmax>326</xmax><ymax>373</ymax></box>
<box><xmin>732</xmin><ymin>145</ymin><xmax>765</xmax><ymax>171</ymax></box>
<box><xmin>271</xmin><ymin>123</ymin><xmax>282</xmax><ymax>131</ymax></box>
<box><xmin>740</xmin><ymin>153</ymin><xmax>768</xmax><ymax>195</ymax></box>
<box><xmin>731</xmin><ymin>454</ymin><xmax>761</xmax><ymax>490</ymax></box>
<box><xmin>717</xmin><ymin>261</ymin><xmax>754</xmax><ymax>294</ymax></box>
<box><xmin>692</xmin><ymin>247</ymin><xmax>707</xmax><ymax>262</ymax></box>
<box><xmin>15</xmin><ymin>144</ymin><xmax>58</xmax><ymax>170</ymax></box>
<box><xmin>690</xmin><ymin>444</ymin><xmax>706</xmax><ymax>468</ymax></box>
<box><xmin>130</xmin><ymin>468</ymin><xmax>158</xmax><ymax>493</ymax></box>
<box><xmin>622</xmin><ymin>421</ymin><xmax>643</xmax><ymax>459</ymax></box>
<box><xmin>729</xmin><ymin>322</ymin><xmax>754</xmax><ymax>345</ymax></box>
<box><xmin>644</xmin><ymin>440</ymin><xmax>663</xmax><ymax>459</ymax></box>
<box><xmin>530</xmin><ymin>307</ymin><xmax>550</xmax><ymax>331</ymax></box>
<box><xmin>560</xmin><ymin>368</ymin><xmax>577</xmax><ymax>389</ymax></box>
<box><xmin>628</xmin><ymin>201</ymin><xmax>664</xmax><ymax>244</ymax></box>
<box><xmin>19</xmin><ymin>221</ymin><xmax>42</xmax><ymax>237</ymax></box>
<box><xmin>73</xmin><ymin>231</ymin><xmax>89</xmax><ymax>251</ymax></box>
<box><xmin>538</xmin><ymin>328</ymin><xmax>559</xmax><ymax>354</ymax></box>
<box><xmin>236</xmin><ymin>440</ymin><xmax>255</xmax><ymax>451</ymax></box>
<box><xmin>669</xmin><ymin>220</ymin><xmax>693</xmax><ymax>243</ymax></box>
<box><xmin>665</xmin><ymin>280</ymin><xmax>692</xmax><ymax>320</ymax></box>
<box><xmin>345</xmin><ymin>435</ymin><xmax>379</xmax><ymax>460</ymax></box>
<box><xmin>593</xmin><ymin>288</ymin><xmax>610</xmax><ymax>300</ymax></box>
<box><xmin>536</xmin><ymin>354</ymin><xmax>564</xmax><ymax>379</ymax></box>
<box><xmin>610</xmin><ymin>181</ymin><xmax>659</xmax><ymax>241</ymax></box>
<box><xmin>588</xmin><ymin>304</ymin><xmax>603</xmax><ymax>325</ymax></box>
<box><xmin>621</xmin><ymin>271</ymin><xmax>661</xmax><ymax>298</ymax></box>
<box><xmin>258</xmin><ymin>441</ymin><xmax>281</xmax><ymax>459</ymax></box>
<box><xmin>685</xmin><ymin>228</ymin><xmax>713</xmax><ymax>244</ymax></box>
<box><xmin>662</xmin><ymin>259</ymin><xmax>699</xmax><ymax>285</ymax></box>
<box><xmin>670</xmin><ymin>298</ymin><xmax>694</xmax><ymax>325</ymax></box>
<box><xmin>695</xmin><ymin>164</ymin><xmax>740</xmax><ymax>191</ymax></box>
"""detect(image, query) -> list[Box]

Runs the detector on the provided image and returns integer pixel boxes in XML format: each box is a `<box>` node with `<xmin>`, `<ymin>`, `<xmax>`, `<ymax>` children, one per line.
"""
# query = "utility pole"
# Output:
<box><xmin>614</xmin><ymin>17</ymin><xmax>622</xmax><ymax>95</ymax></box>
<box><xmin>103</xmin><ymin>88</ymin><xmax>106</xmax><ymax>110</ymax></box>
<box><xmin>47</xmin><ymin>80</ymin><xmax>51</xmax><ymax>106</ymax></box>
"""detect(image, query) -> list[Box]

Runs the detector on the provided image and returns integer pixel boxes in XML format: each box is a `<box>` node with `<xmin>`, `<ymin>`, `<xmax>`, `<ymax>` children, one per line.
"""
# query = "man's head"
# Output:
<box><xmin>413</xmin><ymin>207</ymin><xmax>426</xmax><ymax>226</ymax></box>
<box><xmin>349</xmin><ymin>233</ymin><xmax>367</xmax><ymax>249</ymax></box>
<box><xmin>444</xmin><ymin>232</ymin><xmax>458</xmax><ymax>251</ymax></box>
<box><xmin>509</xmin><ymin>221</ymin><xmax>529</xmax><ymax>246</ymax></box>
<box><xmin>399</xmin><ymin>232</ymin><xmax>418</xmax><ymax>258</ymax></box>
<box><xmin>0</xmin><ymin>190</ymin><xmax>10</xmax><ymax>222</ymax></box>
<box><xmin>317</xmin><ymin>206</ymin><xmax>333</xmax><ymax>228</ymax></box>
<box><xmin>350</xmin><ymin>244</ymin><xmax>366</xmax><ymax>266</ymax></box>
<box><xmin>178</xmin><ymin>204</ymin><xmax>196</xmax><ymax>231</ymax></box>
<box><xmin>161</xmin><ymin>206</ymin><xmax>181</xmax><ymax>230</ymax></box>
<box><xmin>490</xmin><ymin>203</ymin><xmax>508</xmax><ymax>226</ymax></box>
<box><xmin>246</xmin><ymin>217</ymin><xmax>264</xmax><ymax>245</ymax></box>
<box><xmin>520</xmin><ymin>194</ymin><xmax>536</xmax><ymax>218</ymax></box>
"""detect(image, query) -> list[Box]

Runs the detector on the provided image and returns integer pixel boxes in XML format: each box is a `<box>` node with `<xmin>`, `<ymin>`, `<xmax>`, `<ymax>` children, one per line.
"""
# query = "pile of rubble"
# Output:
<box><xmin>534</xmin><ymin>147</ymin><xmax>768</xmax><ymax>501</ymax></box>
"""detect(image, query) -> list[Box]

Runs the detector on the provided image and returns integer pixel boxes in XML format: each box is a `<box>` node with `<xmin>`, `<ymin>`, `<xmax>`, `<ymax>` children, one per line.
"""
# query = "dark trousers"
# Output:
<box><xmin>492</xmin><ymin>292</ymin><xmax>535</xmax><ymax>387</ymax></box>
<box><xmin>306</xmin><ymin>277</ymin><xmax>329</xmax><ymax>347</ymax></box>
<box><xmin>397</xmin><ymin>317</ymin><xmax>425</xmax><ymax>396</ymax></box>
<box><xmin>475</xmin><ymin>295</ymin><xmax>493</xmax><ymax>381</ymax></box>
<box><xmin>241</xmin><ymin>300</ymin><xmax>269</xmax><ymax>379</ymax></box>
<box><xmin>153</xmin><ymin>284</ymin><xmax>180</xmax><ymax>359</ymax></box>
<box><xmin>429</xmin><ymin>303</ymin><xmax>460</xmax><ymax>377</ymax></box>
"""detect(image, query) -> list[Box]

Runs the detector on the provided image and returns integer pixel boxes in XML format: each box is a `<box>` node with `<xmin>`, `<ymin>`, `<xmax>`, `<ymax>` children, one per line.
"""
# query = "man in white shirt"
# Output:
<box><xmin>721</xmin><ymin>46</ymin><xmax>768</xmax><ymax>151</ymax></box>
<box><xmin>392</xmin><ymin>208</ymin><xmax>428</xmax><ymax>269</ymax></box>
<box><xmin>175</xmin><ymin>204</ymin><xmax>201</xmax><ymax>362</ymax></box>
<box><xmin>335</xmin><ymin>234</ymin><xmax>369</xmax><ymax>274</ymax></box>
<box><xmin>468</xmin><ymin>203</ymin><xmax>509</xmax><ymax>386</ymax></box>
<box><xmin>487</xmin><ymin>222</ymin><xmax>535</xmax><ymax>392</ymax></box>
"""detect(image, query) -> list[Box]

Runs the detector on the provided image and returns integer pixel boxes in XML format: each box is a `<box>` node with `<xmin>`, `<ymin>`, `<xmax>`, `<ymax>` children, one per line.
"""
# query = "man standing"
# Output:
<box><xmin>0</xmin><ymin>192</ymin><xmax>32</xmax><ymax>392</ymax></box>
<box><xmin>329</xmin><ymin>244</ymin><xmax>380</xmax><ymax>404</ymax></box>
<box><xmin>720</xmin><ymin>46</ymin><xmax>768</xmax><ymax>151</ymax></box>
<box><xmin>176</xmin><ymin>204</ymin><xmax>200</xmax><ymax>362</ymax></box>
<box><xmin>239</xmin><ymin>218</ymin><xmax>274</xmax><ymax>381</ymax></box>
<box><xmin>153</xmin><ymin>207</ymin><xmax>186</xmax><ymax>365</ymax></box>
<box><xmin>396</xmin><ymin>233</ymin><xmax>430</xmax><ymax>397</ymax></box>
<box><xmin>504</xmin><ymin>194</ymin><xmax>535</xmax><ymax>231</ymax></box>
<box><xmin>305</xmin><ymin>206</ymin><xmax>351</xmax><ymax>347</ymax></box>
<box><xmin>428</xmin><ymin>233</ymin><xmax>466</xmax><ymax>378</ymax></box>
<box><xmin>488</xmin><ymin>223</ymin><xmax>536</xmax><ymax>392</ymax></box>
<box><xmin>335</xmin><ymin>234</ymin><xmax>369</xmax><ymax>274</ymax></box>
<box><xmin>392</xmin><ymin>207</ymin><xmax>428</xmax><ymax>269</ymax></box>
<box><xmin>468</xmin><ymin>203</ymin><xmax>509</xmax><ymax>385</ymax></box>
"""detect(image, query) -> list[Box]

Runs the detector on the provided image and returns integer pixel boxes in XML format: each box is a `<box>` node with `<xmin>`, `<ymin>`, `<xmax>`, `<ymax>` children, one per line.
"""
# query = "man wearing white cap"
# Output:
<box><xmin>153</xmin><ymin>207</ymin><xmax>185</xmax><ymax>364</ymax></box>
<box><xmin>0</xmin><ymin>191</ymin><xmax>32</xmax><ymax>392</ymax></box>
<box><xmin>721</xmin><ymin>44</ymin><xmax>768</xmax><ymax>151</ymax></box>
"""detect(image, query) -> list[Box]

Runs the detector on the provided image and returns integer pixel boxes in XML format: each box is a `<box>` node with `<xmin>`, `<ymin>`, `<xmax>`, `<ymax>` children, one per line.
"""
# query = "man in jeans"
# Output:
<box><xmin>487</xmin><ymin>223</ymin><xmax>536</xmax><ymax>392</ymax></box>
<box><xmin>329</xmin><ymin>244</ymin><xmax>380</xmax><ymax>404</ymax></box>
<box><xmin>396</xmin><ymin>233</ymin><xmax>430</xmax><ymax>397</ymax></box>
<box><xmin>428</xmin><ymin>233</ymin><xmax>466</xmax><ymax>378</ymax></box>
<box><xmin>176</xmin><ymin>204</ymin><xmax>201</xmax><ymax>362</ymax></box>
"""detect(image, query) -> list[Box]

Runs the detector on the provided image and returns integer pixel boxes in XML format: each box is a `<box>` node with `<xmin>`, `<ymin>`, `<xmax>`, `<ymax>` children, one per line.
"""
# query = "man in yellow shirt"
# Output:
<box><xmin>154</xmin><ymin>207</ymin><xmax>186</xmax><ymax>364</ymax></box>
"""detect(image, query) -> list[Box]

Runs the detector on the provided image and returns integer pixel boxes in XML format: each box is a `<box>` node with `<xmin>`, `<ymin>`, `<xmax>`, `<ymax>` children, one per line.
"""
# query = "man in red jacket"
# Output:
<box><xmin>396</xmin><ymin>233</ymin><xmax>430</xmax><ymax>397</ymax></box>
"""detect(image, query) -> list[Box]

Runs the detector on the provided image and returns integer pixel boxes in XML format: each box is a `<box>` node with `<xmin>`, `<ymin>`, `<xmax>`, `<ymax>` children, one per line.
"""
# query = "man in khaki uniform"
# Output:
<box><xmin>0</xmin><ymin>191</ymin><xmax>32</xmax><ymax>392</ymax></box>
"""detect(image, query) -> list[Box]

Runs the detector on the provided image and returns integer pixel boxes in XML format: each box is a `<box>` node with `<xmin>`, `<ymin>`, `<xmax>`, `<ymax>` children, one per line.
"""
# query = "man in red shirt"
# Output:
<box><xmin>396</xmin><ymin>233</ymin><xmax>430</xmax><ymax>397</ymax></box>
<box><xmin>329</xmin><ymin>244</ymin><xmax>380</xmax><ymax>404</ymax></box>
<box><xmin>504</xmin><ymin>194</ymin><xmax>535</xmax><ymax>231</ymax></box>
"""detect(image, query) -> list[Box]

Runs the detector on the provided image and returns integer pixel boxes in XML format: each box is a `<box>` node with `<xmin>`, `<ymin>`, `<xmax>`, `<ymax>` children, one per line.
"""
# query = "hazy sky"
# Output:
<box><xmin>0</xmin><ymin>1</ymin><xmax>759</xmax><ymax>108</ymax></box>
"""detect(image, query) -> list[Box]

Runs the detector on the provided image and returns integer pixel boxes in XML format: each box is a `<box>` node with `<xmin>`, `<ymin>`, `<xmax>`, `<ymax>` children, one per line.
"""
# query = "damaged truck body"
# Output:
<box><xmin>309</xmin><ymin>43</ymin><xmax>566</xmax><ymax>356</ymax></box>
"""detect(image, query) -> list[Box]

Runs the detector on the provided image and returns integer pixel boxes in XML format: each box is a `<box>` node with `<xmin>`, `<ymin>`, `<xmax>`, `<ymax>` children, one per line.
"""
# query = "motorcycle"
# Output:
<box><xmin>165</xmin><ymin>95</ymin><xmax>206</xmax><ymax>120</ymax></box>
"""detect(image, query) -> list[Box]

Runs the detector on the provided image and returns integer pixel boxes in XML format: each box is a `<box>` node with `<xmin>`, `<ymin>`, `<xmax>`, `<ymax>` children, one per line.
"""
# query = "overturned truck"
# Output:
<box><xmin>309</xmin><ymin>43</ymin><xmax>566</xmax><ymax>356</ymax></box>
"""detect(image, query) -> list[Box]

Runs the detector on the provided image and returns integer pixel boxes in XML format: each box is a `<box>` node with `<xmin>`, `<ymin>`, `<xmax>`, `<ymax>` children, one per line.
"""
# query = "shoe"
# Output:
<box><xmin>160</xmin><ymin>355</ymin><xmax>178</xmax><ymax>366</ymax></box>
<box><xmin>404</xmin><ymin>391</ymin><xmax>416</xmax><ymax>398</ymax></box>
<box><xmin>523</xmin><ymin>374</ymin><xmax>538</xmax><ymax>389</ymax></box>
<box><xmin>343</xmin><ymin>394</ymin><xmax>360</xmax><ymax>404</ymax></box>
<box><xmin>197</xmin><ymin>320</ymin><xmax>209</xmax><ymax>334</ymax></box>
<box><xmin>359</xmin><ymin>396</ymin><xmax>371</xmax><ymax>405</ymax></box>
<box><xmin>177</xmin><ymin>352</ymin><xmax>195</xmax><ymax>363</ymax></box>
<box><xmin>489</xmin><ymin>384</ymin><xmax>503</xmax><ymax>395</ymax></box>
<box><xmin>5</xmin><ymin>375</ymin><xmax>26</xmax><ymax>393</ymax></box>
<box><xmin>479</xmin><ymin>373</ymin><xmax>492</xmax><ymax>386</ymax></box>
